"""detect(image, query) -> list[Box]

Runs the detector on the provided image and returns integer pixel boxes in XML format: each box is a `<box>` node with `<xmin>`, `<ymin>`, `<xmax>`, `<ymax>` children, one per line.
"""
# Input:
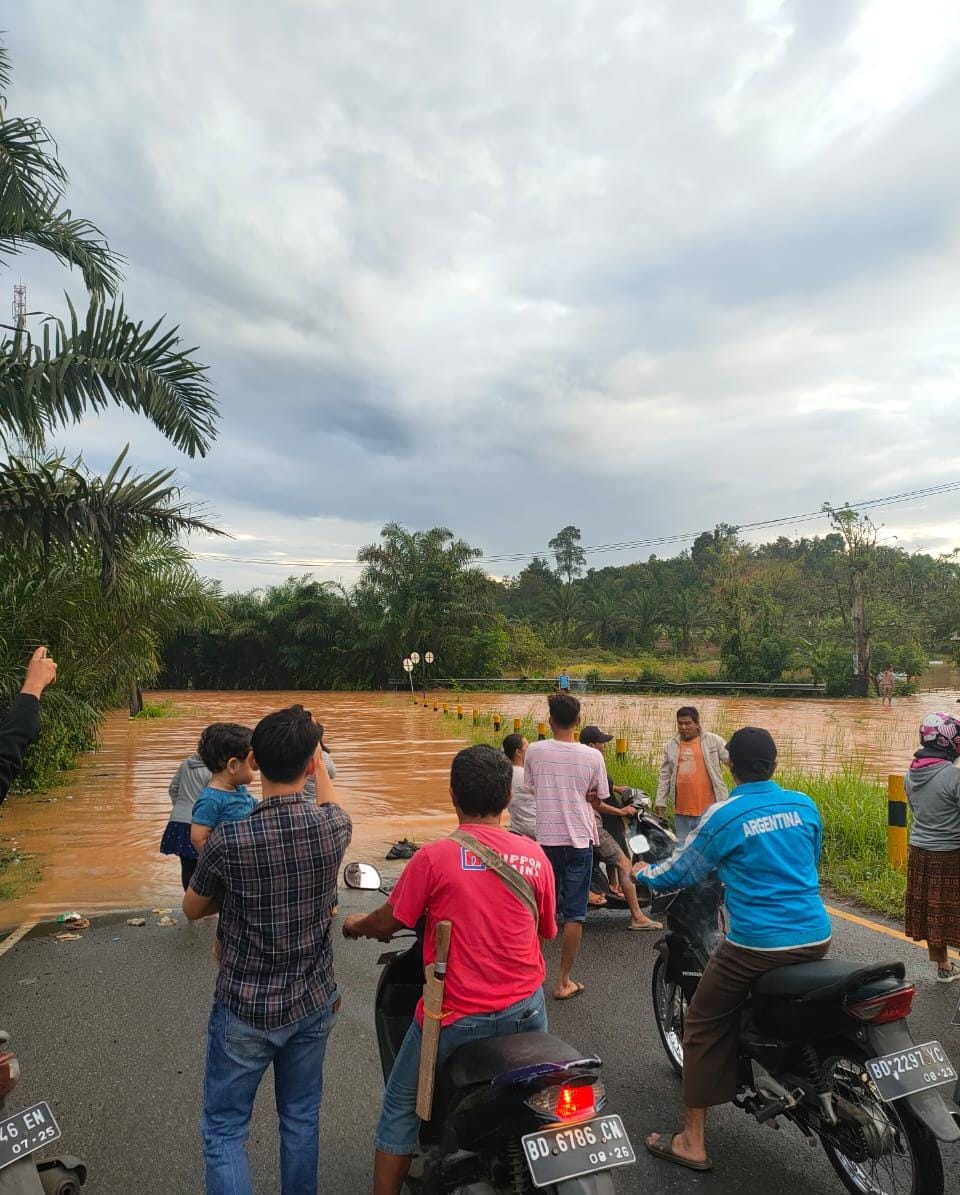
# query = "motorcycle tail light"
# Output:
<box><xmin>845</xmin><ymin>985</ymin><xmax>916</xmax><ymax>1025</ymax></box>
<box><xmin>526</xmin><ymin>1081</ymin><xmax>605</xmax><ymax>1122</ymax></box>
<box><xmin>0</xmin><ymin>1052</ymin><xmax>20</xmax><ymax>1098</ymax></box>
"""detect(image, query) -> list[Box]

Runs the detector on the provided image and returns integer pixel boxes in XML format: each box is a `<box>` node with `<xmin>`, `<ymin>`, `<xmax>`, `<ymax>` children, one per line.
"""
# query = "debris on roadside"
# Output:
<box><xmin>56</xmin><ymin>912</ymin><xmax>90</xmax><ymax>930</ymax></box>
<box><xmin>54</xmin><ymin>932</ymin><xmax>82</xmax><ymax>942</ymax></box>
<box><xmin>386</xmin><ymin>839</ymin><xmax>419</xmax><ymax>860</ymax></box>
<box><xmin>151</xmin><ymin>907</ymin><xmax>173</xmax><ymax>916</ymax></box>
<box><xmin>157</xmin><ymin>915</ymin><xmax>178</xmax><ymax>927</ymax></box>
<box><xmin>126</xmin><ymin>918</ymin><xmax>146</xmax><ymax>927</ymax></box>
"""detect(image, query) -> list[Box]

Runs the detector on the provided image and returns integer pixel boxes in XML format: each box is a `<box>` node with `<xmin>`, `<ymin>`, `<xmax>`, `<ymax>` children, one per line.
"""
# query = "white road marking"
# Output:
<box><xmin>0</xmin><ymin>920</ymin><xmax>38</xmax><ymax>958</ymax></box>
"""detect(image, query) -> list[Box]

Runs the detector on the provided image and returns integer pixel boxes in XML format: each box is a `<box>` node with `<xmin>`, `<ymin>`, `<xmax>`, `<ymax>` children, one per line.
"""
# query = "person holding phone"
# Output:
<box><xmin>0</xmin><ymin>646</ymin><xmax>58</xmax><ymax>806</ymax></box>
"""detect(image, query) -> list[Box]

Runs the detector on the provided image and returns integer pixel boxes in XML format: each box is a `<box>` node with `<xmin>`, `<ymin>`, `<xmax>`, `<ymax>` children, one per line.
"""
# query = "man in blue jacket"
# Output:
<box><xmin>639</xmin><ymin>726</ymin><xmax>831</xmax><ymax>1173</ymax></box>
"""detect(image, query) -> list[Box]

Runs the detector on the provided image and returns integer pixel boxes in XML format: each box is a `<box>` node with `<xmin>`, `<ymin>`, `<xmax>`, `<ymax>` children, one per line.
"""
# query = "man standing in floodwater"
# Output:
<box><xmin>655</xmin><ymin>706</ymin><xmax>728</xmax><ymax>842</ymax></box>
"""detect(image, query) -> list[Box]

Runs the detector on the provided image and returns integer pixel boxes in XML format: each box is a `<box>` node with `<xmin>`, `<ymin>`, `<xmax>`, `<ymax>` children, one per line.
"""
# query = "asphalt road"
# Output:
<box><xmin>1</xmin><ymin>893</ymin><xmax>958</xmax><ymax>1195</ymax></box>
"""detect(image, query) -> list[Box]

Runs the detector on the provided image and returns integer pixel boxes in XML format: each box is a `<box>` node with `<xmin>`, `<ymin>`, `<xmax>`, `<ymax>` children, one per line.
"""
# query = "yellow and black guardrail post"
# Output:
<box><xmin>887</xmin><ymin>774</ymin><xmax>908</xmax><ymax>869</ymax></box>
<box><xmin>537</xmin><ymin>722</ymin><xmax>547</xmax><ymax>740</ymax></box>
<box><xmin>493</xmin><ymin>713</ymin><xmax>502</xmax><ymax>733</ymax></box>
<box><xmin>615</xmin><ymin>737</ymin><xmax>628</xmax><ymax>762</ymax></box>
<box><xmin>514</xmin><ymin>718</ymin><xmax>522</xmax><ymax>733</ymax></box>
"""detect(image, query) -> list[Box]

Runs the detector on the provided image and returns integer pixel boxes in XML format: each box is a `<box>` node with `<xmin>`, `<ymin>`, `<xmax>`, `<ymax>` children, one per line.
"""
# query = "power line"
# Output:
<box><xmin>187</xmin><ymin>479</ymin><xmax>960</xmax><ymax>573</ymax></box>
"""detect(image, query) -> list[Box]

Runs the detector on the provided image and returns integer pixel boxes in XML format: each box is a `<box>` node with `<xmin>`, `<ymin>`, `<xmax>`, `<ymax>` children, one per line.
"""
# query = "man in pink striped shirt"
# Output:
<box><xmin>524</xmin><ymin>692</ymin><xmax>606</xmax><ymax>1000</ymax></box>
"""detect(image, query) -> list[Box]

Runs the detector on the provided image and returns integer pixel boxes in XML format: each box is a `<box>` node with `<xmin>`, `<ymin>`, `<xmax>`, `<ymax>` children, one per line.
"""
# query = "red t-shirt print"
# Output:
<box><xmin>388</xmin><ymin>824</ymin><xmax>558</xmax><ymax>1026</ymax></box>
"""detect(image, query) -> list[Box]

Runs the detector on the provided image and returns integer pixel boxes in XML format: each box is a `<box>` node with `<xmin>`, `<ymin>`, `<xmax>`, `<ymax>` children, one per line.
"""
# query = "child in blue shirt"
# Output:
<box><xmin>190</xmin><ymin>722</ymin><xmax>258</xmax><ymax>853</ymax></box>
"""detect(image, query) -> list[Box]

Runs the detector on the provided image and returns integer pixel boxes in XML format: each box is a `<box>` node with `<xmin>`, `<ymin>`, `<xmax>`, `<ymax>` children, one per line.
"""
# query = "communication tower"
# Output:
<box><xmin>12</xmin><ymin>283</ymin><xmax>26</xmax><ymax>329</ymax></box>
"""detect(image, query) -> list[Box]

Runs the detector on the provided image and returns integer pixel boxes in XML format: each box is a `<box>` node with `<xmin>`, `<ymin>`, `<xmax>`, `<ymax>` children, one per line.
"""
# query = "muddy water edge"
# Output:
<box><xmin>0</xmin><ymin>687</ymin><xmax>954</xmax><ymax>930</ymax></box>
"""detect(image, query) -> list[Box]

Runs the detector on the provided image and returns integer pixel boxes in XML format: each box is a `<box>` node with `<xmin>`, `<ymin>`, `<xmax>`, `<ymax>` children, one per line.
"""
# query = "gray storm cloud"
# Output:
<box><xmin>9</xmin><ymin>0</ymin><xmax>960</xmax><ymax>588</ymax></box>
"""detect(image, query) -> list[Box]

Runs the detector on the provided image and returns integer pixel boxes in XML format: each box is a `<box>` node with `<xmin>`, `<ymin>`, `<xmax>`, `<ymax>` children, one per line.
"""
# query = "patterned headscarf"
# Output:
<box><xmin>917</xmin><ymin>712</ymin><xmax>960</xmax><ymax>758</ymax></box>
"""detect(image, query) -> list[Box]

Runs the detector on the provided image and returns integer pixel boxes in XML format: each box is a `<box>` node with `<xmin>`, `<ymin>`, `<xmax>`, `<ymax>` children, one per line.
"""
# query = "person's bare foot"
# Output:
<box><xmin>628</xmin><ymin>917</ymin><xmax>662</xmax><ymax>930</ymax></box>
<box><xmin>587</xmin><ymin>892</ymin><xmax>607</xmax><ymax>907</ymax></box>
<box><xmin>646</xmin><ymin>1130</ymin><xmax>709</xmax><ymax>1166</ymax></box>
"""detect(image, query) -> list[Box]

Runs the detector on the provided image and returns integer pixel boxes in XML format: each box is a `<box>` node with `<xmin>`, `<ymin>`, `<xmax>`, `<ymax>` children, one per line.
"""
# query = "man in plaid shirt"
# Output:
<box><xmin>184</xmin><ymin>705</ymin><xmax>352</xmax><ymax>1195</ymax></box>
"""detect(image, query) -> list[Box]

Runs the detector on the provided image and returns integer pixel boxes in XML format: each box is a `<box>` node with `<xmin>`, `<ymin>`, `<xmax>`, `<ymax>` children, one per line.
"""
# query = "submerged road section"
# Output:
<box><xmin>0</xmin><ymin>896</ymin><xmax>958</xmax><ymax>1194</ymax></box>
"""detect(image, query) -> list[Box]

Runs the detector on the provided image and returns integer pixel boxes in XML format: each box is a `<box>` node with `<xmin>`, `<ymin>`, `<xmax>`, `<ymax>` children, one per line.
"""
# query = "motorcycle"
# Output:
<box><xmin>0</xmin><ymin>1030</ymin><xmax>86</xmax><ymax>1194</ymax></box>
<box><xmin>588</xmin><ymin>789</ymin><xmax>676</xmax><ymax>913</ymax></box>
<box><xmin>343</xmin><ymin>861</ymin><xmax>635</xmax><ymax>1194</ymax></box>
<box><xmin>632</xmin><ymin>834</ymin><xmax>960</xmax><ymax>1195</ymax></box>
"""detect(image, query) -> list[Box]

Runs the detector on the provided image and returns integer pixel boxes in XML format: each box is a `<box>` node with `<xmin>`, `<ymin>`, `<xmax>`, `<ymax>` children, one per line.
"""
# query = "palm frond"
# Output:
<box><xmin>0</xmin><ymin>448</ymin><xmax>224</xmax><ymax>591</ymax></box>
<box><xmin>0</xmin><ymin>295</ymin><xmax>218</xmax><ymax>457</ymax></box>
<box><xmin>1</xmin><ymin>206</ymin><xmax>123</xmax><ymax>299</ymax></box>
<box><xmin>0</xmin><ymin>114</ymin><xmax>67</xmax><ymax>231</ymax></box>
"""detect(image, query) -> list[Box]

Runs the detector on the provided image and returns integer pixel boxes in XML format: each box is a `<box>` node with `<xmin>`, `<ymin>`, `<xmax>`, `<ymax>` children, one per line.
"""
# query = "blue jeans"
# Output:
<box><xmin>202</xmin><ymin>994</ymin><xmax>339</xmax><ymax>1195</ymax></box>
<box><xmin>376</xmin><ymin>988</ymin><xmax>548</xmax><ymax>1155</ymax></box>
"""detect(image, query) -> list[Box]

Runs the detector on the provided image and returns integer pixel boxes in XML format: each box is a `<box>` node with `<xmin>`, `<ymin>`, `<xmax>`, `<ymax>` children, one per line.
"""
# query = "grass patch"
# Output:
<box><xmin>0</xmin><ymin>839</ymin><xmax>41</xmax><ymax>904</ymax></box>
<box><xmin>133</xmin><ymin>699</ymin><xmax>181</xmax><ymax>720</ymax></box>
<box><xmin>434</xmin><ymin>708</ymin><xmax>906</xmax><ymax>920</ymax></box>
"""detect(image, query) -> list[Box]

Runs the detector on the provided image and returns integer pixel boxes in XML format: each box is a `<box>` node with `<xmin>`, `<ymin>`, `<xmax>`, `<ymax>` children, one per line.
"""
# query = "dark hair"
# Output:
<box><xmin>451</xmin><ymin>744</ymin><xmax>513</xmax><ymax>816</ymax></box>
<box><xmin>197</xmin><ymin>723</ymin><xmax>253</xmax><ymax>773</ymax></box>
<box><xmin>502</xmin><ymin>733</ymin><xmax>525</xmax><ymax>762</ymax></box>
<box><xmin>676</xmin><ymin>706</ymin><xmax>700</xmax><ymax>723</ymax></box>
<box><xmin>251</xmin><ymin>704</ymin><xmax>321</xmax><ymax>783</ymax></box>
<box><xmin>726</xmin><ymin>726</ymin><xmax>777</xmax><ymax>782</ymax></box>
<box><xmin>548</xmin><ymin>691</ymin><xmax>581</xmax><ymax>729</ymax></box>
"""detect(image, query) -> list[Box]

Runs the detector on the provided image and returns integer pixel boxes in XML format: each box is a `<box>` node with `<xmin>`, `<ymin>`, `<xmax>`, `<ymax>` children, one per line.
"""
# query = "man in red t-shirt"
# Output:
<box><xmin>343</xmin><ymin>745</ymin><xmax>557</xmax><ymax>1195</ymax></box>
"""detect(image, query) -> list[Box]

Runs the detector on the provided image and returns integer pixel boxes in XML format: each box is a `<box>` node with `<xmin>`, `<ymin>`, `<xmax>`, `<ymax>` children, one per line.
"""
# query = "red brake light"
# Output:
<box><xmin>0</xmin><ymin>1052</ymin><xmax>20</xmax><ymax>1098</ymax></box>
<box><xmin>846</xmin><ymin>986</ymin><xmax>916</xmax><ymax>1025</ymax></box>
<box><xmin>554</xmin><ymin>1084</ymin><xmax>596</xmax><ymax>1120</ymax></box>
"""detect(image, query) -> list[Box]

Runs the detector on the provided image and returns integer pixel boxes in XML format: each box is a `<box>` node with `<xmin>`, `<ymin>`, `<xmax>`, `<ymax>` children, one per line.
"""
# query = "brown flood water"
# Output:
<box><xmin>1</xmin><ymin>682</ymin><xmax>957</xmax><ymax>930</ymax></box>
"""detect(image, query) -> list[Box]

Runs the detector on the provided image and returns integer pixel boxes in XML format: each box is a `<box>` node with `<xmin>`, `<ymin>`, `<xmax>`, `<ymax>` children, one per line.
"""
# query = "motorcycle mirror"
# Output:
<box><xmin>628</xmin><ymin>834</ymin><xmax>650</xmax><ymax>856</ymax></box>
<box><xmin>343</xmin><ymin>862</ymin><xmax>383</xmax><ymax>890</ymax></box>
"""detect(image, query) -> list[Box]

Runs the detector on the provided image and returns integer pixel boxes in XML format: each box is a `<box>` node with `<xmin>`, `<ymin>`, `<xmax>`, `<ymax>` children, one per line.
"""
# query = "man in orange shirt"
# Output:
<box><xmin>655</xmin><ymin>706</ymin><xmax>728</xmax><ymax>841</ymax></box>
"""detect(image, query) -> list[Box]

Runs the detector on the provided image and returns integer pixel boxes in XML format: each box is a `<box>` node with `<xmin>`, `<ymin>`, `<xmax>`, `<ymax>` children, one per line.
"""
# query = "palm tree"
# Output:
<box><xmin>0</xmin><ymin>41</ymin><xmax>217</xmax><ymax>457</ymax></box>
<box><xmin>623</xmin><ymin>588</ymin><xmax>662</xmax><ymax>649</ymax></box>
<box><xmin>576</xmin><ymin>592</ymin><xmax>624</xmax><ymax>647</ymax></box>
<box><xmin>543</xmin><ymin>585</ymin><xmax>580</xmax><ymax>645</ymax></box>
<box><xmin>668</xmin><ymin>588</ymin><xmax>704</xmax><ymax>656</ymax></box>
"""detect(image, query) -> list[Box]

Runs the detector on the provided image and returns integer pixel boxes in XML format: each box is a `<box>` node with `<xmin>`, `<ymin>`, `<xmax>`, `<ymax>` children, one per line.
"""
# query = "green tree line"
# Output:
<box><xmin>161</xmin><ymin>517</ymin><xmax>960</xmax><ymax>696</ymax></box>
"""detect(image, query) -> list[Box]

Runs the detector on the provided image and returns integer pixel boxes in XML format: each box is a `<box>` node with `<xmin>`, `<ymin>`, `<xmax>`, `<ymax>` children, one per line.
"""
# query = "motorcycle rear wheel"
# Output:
<box><xmin>818</xmin><ymin>1052</ymin><xmax>943</xmax><ymax>1195</ymax></box>
<box><xmin>651</xmin><ymin>952</ymin><xmax>686</xmax><ymax>1076</ymax></box>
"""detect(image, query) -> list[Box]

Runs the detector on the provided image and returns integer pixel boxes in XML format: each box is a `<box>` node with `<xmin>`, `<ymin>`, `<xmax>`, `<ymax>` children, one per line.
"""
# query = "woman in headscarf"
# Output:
<box><xmin>904</xmin><ymin>712</ymin><xmax>960</xmax><ymax>982</ymax></box>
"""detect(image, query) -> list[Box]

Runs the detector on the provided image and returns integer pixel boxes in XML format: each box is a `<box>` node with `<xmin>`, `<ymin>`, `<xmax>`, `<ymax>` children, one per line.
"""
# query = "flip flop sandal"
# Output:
<box><xmin>627</xmin><ymin>920</ymin><xmax>663</xmax><ymax>931</ymax></box>
<box><xmin>554</xmin><ymin>982</ymin><xmax>586</xmax><ymax>1001</ymax></box>
<box><xmin>646</xmin><ymin>1131</ymin><xmax>713</xmax><ymax>1172</ymax></box>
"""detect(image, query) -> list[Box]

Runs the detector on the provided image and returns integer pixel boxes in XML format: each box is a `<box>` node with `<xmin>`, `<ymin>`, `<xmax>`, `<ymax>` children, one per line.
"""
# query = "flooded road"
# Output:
<box><xmin>0</xmin><ymin>685</ymin><xmax>955</xmax><ymax>929</ymax></box>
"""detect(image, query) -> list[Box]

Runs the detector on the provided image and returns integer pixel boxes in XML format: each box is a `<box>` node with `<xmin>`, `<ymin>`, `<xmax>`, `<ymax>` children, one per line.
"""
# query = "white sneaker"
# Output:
<box><xmin>935</xmin><ymin>963</ymin><xmax>960</xmax><ymax>983</ymax></box>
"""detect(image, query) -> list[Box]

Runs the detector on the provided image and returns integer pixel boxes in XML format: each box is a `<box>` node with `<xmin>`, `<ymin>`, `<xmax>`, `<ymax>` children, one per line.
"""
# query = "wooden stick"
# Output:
<box><xmin>416</xmin><ymin>919</ymin><xmax>452</xmax><ymax>1120</ymax></box>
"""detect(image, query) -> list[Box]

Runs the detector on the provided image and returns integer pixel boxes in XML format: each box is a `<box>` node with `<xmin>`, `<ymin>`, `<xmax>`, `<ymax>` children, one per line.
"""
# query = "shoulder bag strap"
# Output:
<box><xmin>450</xmin><ymin>829</ymin><xmax>539</xmax><ymax>925</ymax></box>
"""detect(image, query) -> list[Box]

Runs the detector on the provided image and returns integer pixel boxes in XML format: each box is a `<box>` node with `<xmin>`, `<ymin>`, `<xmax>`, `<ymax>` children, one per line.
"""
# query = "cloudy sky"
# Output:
<box><xmin>10</xmin><ymin>0</ymin><xmax>960</xmax><ymax>589</ymax></box>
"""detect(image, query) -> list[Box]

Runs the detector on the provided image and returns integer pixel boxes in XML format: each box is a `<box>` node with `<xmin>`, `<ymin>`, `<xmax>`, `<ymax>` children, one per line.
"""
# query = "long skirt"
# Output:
<box><xmin>905</xmin><ymin>846</ymin><xmax>960</xmax><ymax>948</ymax></box>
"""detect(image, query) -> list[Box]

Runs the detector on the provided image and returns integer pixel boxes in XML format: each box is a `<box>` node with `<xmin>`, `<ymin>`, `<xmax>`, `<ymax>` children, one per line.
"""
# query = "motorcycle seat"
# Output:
<box><xmin>446</xmin><ymin>1031</ymin><xmax>596</xmax><ymax>1089</ymax></box>
<box><xmin>752</xmin><ymin>958</ymin><xmax>905</xmax><ymax>1002</ymax></box>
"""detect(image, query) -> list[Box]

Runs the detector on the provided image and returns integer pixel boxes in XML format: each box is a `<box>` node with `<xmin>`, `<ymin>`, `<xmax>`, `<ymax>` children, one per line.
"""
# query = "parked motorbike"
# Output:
<box><xmin>343</xmin><ymin>862</ymin><xmax>635</xmax><ymax>1194</ymax></box>
<box><xmin>632</xmin><ymin>835</ymin><xmax>960</xmax><ymax>1195</ymax></box>
<box><xmin>0</xmin><ymin>1031</ymin><xmax>85</xmax><ymax>1194</ymax></box>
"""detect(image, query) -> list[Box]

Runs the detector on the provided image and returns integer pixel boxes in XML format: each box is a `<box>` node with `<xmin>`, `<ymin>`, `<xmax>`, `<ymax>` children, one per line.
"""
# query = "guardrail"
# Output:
<box><xmin>389</xmin><ymin>677</ymin><xmax>827</xmax><ymax>696</ymax></box>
